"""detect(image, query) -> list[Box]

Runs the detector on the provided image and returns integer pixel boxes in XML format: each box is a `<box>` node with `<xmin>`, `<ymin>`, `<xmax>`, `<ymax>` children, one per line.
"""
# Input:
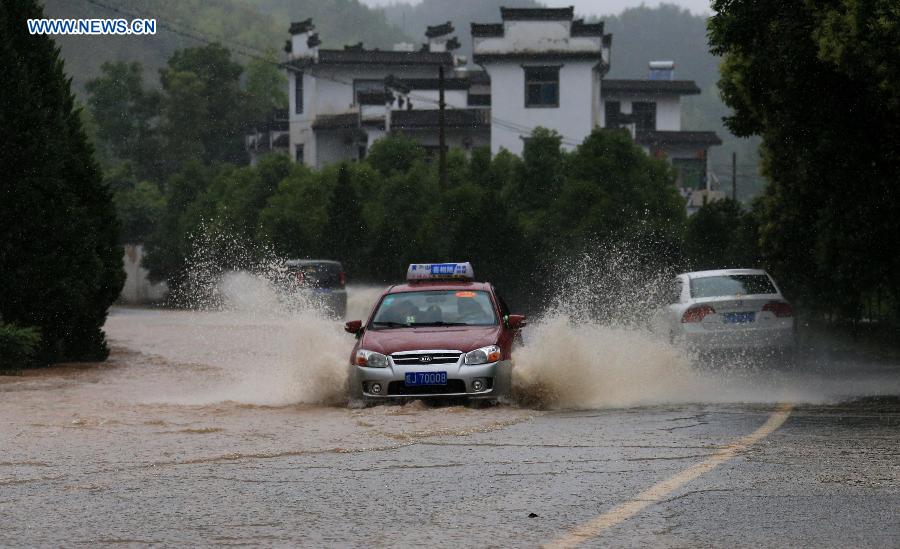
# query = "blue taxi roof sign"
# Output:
<box><xmin>407</xmin><ymin>262</ymin><xmax>475</xmax><ymax>281</ymax></box>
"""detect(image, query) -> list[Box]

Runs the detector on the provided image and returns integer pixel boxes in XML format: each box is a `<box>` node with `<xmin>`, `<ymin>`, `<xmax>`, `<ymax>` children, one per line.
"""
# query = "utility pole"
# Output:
<box><xmin>731</xmin><ymin>151</ymin><xmax>737</xmax><ymax>201</ymax></box>
<box><xmin>438</xmin><ymin>64</ymin><xmax>447</xmax><ymax>191</ymax></box>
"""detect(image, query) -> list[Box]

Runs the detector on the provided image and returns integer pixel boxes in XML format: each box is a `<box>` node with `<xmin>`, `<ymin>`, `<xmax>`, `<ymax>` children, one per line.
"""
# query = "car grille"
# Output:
<box><xmin>388</xmin><ymin>380</ymin><xmax>467</xmax><ymax>395</ymax></box>
<box><xmin>391</xmin><ymin>352</ymin><xmax>461</xmax><ymax>365</ymax></box>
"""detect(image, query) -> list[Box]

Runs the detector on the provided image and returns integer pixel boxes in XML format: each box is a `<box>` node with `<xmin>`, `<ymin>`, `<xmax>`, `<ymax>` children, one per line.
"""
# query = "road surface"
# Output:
<box><xmin>1</xmin><ymin>303</ymin><xmax>898</xmax><ymax>547</ymax></box>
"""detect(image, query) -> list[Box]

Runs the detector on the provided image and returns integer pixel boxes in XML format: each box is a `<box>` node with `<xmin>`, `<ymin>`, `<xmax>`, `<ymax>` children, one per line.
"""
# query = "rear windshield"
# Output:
<box><xmin>689</xmin><ymin>275</ymin><xmax>777</xmax><ymax>298</ymax></box>
<box><xmin>288</xmin><ymin>263</ymin><xmax>342</xmax><ymax>288</ymax></box>
<box><xmin>371</xmin><ymin>290</ymin><xmax>497</xmax><ymax>327</ymax></box>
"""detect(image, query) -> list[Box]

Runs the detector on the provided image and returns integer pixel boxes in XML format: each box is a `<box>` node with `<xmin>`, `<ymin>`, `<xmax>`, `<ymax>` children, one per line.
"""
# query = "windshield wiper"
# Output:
<box><xmin>411</xmin><ymin>321</ymin><xmax>469</xmax><ymax>327</ymax></box>
<box><xmin>370</xmin><ymin>321</ymin><xmax>411</xmax><ymax>328</ymax></box>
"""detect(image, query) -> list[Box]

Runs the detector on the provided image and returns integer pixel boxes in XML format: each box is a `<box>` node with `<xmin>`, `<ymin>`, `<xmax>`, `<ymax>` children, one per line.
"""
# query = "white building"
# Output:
<box><xmin>471</xmin><ymin>7</ymin><xmax>610</xmax><ymax>155</ymax></box>
<box><xmin>280</xmin><ymin>19</ymin><xmax>489</xmax><ymax>168</ymax></box>
<box><xmin>600</xmin><ymin>61</ymin><xmax>721</xmax><ymax>193</ymax></box>
<box><xmin>249</xmin><ymin>8</ymin><xmax>720</xmax><ymax>196</ymax></box>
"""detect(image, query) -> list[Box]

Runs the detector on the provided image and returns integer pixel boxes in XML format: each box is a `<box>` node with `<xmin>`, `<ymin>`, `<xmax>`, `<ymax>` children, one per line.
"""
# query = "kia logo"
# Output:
<box><xmin>419</xmin><ymin>355</ymin><xmax>432</xmax><ymax>363</ymax></box>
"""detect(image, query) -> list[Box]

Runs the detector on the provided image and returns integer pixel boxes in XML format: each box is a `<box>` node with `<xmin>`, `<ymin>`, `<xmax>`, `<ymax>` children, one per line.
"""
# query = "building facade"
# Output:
<box><xmin>249</xmin><ymin>8</ymin><xmax>721</xmax><ymax>200</ymax></box>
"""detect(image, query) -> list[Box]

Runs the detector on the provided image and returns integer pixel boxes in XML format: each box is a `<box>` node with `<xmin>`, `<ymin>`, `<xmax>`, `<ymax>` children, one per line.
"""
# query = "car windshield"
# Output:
<box><xmin>690</xmin><ymin>274</ymin><xmax>777</xmax><ymax>298</ymax></box>
<box><xmin>288</xmin><ymin>263</ymin><xmax>342</xmax><ymax>288</ymax></box>
<box><xmin>371</xmin><ymin>290</ymin><xmax>497</xmax><ymax>327</ymax></box>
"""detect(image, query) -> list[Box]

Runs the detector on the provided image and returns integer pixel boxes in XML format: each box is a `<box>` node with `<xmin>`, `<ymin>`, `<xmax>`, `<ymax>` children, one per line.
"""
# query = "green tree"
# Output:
<box><xmin>159</xmin><ymin>43</ymin><xmax>249</xmax><ymax>170</ymax></box>
<box><xmin>709</xmin><ymin>0</ymin><xmax>900</xmax><ymax>321</ymax></box>
<box><xmin>258</xmin><ymin>164</ymin><xmax>331</xmax><ymax>259</ymax></box>
<box><xmin>558</xmin><ymin>129</ymin><xmax>684</xmax><ymax>257</ymax></box>
<box><xmin>0</xmin><ymin>0</ymin><xmax>124</xmax><ymax>362</ymax></box>
<box><xmin>85</xmin><ymin>61</ymin><xmax>162</xmax><ymax>179</ymax></box>
<box><xmin>365</xmin><ymin>133</ymin><xmax>425</xmax><ymax>177</ymax></box>
<box><xmin>321</xmin><ymin>165</ymin><xmax>367</xmax><ymax>272</ymax></box>
<box><xmin>684</xmin><ymin>199</ymin><xmax>759</xmax><ymax>270</ymax></box>
<box><xmin>245</xmin><ymin>51</ymin><xmax>288</xmax><ymax>124</ymax></box>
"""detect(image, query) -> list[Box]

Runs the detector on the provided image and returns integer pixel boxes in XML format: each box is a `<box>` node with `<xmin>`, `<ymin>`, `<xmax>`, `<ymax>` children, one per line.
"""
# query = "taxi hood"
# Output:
<box><xmin>360</xmin><ymin>325</ymin><xmax>501</xmax><ymax>355</ymax></box>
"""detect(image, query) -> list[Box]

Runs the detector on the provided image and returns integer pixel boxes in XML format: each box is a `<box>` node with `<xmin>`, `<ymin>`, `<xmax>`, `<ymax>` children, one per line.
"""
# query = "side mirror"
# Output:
<box><xmin>344</xmin><ymin>320</ymin><xmax>362</xmax><ymax>334</ymax></box>
<box><xmin>505</xmin><ymin>314</ymin><xmax>526</xmax><ymax>330</ymax></box>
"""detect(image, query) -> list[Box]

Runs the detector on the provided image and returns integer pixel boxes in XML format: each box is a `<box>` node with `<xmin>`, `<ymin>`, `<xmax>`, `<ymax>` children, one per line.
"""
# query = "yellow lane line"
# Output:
<box><xmin>545</xmin><ymin>403</ymin><xmax>794</xmax><ymax>549</ymax></box>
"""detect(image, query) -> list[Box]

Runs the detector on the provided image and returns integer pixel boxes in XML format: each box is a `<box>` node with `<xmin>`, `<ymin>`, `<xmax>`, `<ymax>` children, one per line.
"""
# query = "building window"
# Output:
<box><xmin>295</xmin><ymin>144</ymin><xmax>304</xmax><ymax>164</ymax></box>
<box><xmin>294</xmin><ymin>72</ymin><xmax>303</xmax><ymax>114</ymax></box>
<box><xmin>467</xmin><ymin>94</ymin><xmax>491</xmax><ymax>106</ymax></box>
<box><xmin>604</xmin><ymin>100</ymin><xmax>621</xmax><ymax>128</ymax></box>
<box><xmin>524</xmin><ymin>66</ymin><xmax>559</xmax><ymax>108</ymax></box>
<box><xmin>672</xmin><ymin>158</ymin><xmax>705</xmax><ymax>190</ymax></box>
<box><xmin>357</xmin><ymin>145</ymin><xmax>367</xmax><ymax>161</ymax></box>
<box><xmin>632</xmin><ymin>101</ymin><xmax>657</xmax><ymax>132</ymax></box>
<box><xmin>353</xmin><ymin>79</ymin><xmax>384</xmax><ymax>105</ymax></box>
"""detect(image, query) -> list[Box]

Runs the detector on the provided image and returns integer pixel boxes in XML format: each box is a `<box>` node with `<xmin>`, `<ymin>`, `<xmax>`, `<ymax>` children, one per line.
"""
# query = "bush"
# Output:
<box><xmin>0</xmin><ymin>324</ymin><xmax>43</xmax><ymax>373</ymax></box>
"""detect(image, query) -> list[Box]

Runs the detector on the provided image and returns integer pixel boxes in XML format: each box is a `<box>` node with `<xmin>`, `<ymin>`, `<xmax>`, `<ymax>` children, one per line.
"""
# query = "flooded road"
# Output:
<box><xmin>2</xmin><ymin>296</ymin><xmax>899</xmax><ymax>546</ymax></box>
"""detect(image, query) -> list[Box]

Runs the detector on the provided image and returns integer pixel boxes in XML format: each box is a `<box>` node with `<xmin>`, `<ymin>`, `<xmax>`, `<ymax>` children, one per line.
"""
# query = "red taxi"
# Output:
<box><xmin>344</xmin><ymin>263</ymin><xmax>526</xmax><ymax>404</ymax></box>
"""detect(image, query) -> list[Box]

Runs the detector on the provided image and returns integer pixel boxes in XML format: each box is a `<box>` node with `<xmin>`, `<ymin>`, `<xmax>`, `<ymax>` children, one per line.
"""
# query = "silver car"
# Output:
<box><xmin>654</xmin><ymin>269</ymin><xmax>796</xmax><ymax>351</ymax></box>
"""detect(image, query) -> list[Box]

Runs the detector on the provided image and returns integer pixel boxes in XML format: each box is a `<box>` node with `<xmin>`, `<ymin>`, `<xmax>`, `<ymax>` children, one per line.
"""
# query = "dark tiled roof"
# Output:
<box><xmin>466</xmin><ymin>70</ymin><xmax>490</xmax><ymax>84</ymax></box>
<box><xmin>636</xmin><ymin>131</ymin><xmax>722</xmax><ymax>147</ymax></box>
<box><xmin>426</xmin><ymin>21</ymin><xmax>454</xmax><ymax>38</ymax></box>
<box><xmin>500</xmin><ymin>7</ymin><xmax>574</xmax><ymax>21</ymax></box>
<box><xmin>358</xmin><ymin>91</ymin><xmax>392</xmax><ymax>105</ymax></box>
<box><xmin>571</xmin><ymin>19</ymin><xmax>604</xmax><ymax>37</ymax></box>
<box><xmin>312</xmin><ymin>109</ymin><xmax>490</xmax><ymax>131</ymax></box>
<box><xmin>603</xmin><ymin>79</ymin><xmax>701</xmax><ymax>95</ymax></box>
<box><xmin>391</xmin><ymin>109</ymin><xmax>490</xmax><ymax>129</ymax></box>
<box><xmin>312</xmin><ymin>113</ymin><xmax>359</xmax><ymax>130</ymax></box>
<box><xmin>272</xmin><ymin>134</ymin><xmax>290</xmax><ymax>148</ymax></box>
<box><xmin>471</xmin><ymin>23</ymin><xmax>503</xmax><ymax>37</ymax></box>
<box><xmin>289</xmin><ymin>19</ymin><xmax>314</xmax><ymax>35</ymax></box>
<box><xmin>313</xmin><ymin>49</ymin><xmax>454</xmax><ymax>66</ymax></box>
<box><xmin>474</xmin><ymin>51</ymin><xmax>604</xmax><ymax>63</ymax></box>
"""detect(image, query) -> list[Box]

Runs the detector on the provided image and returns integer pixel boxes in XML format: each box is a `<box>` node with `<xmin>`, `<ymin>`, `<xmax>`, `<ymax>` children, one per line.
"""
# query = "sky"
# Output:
<box><xmin>360</xmin><ymin>0</ymin><xmax>714</xmax><ymax>17</ymax></box>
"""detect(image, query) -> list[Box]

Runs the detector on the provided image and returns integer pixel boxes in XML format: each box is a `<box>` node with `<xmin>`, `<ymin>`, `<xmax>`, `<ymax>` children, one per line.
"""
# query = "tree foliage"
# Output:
<box><xmin>146</xmin><ymin>129</ymin><xmax>686</xmax><ymax>310</ymax></box>
<box><xmin>709</xmin><ymin>0</ymin><xmax>900</xmax><ymax>322</ymax></box>
<box><xmin>684</xmin><ymin>198</ymin><xmax>759</xmax><ymax>271</ymax></box>
<box><xmin>0</xmin><ymin>0</ymin><xmax>124</xmax><ymax>362</ymax></box>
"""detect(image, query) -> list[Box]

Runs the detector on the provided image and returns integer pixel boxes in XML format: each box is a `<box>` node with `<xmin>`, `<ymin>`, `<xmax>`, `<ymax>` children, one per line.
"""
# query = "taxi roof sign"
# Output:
<box><xmin>407</xmin><ymin>262</ymin><xmax>475</xmax><ymax>281</ymax></box>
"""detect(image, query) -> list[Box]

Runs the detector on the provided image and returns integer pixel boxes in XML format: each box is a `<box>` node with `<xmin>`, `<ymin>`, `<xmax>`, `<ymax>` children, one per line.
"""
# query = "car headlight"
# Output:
<box><xmin>464</xmin><ymin>345</ymin><xmax>501</xmax><ymax>365</ymax></box>
<box><xmin>356</xmin><ymin>349</ymin><xmax>389</xmax><ymax>368</ymax></box>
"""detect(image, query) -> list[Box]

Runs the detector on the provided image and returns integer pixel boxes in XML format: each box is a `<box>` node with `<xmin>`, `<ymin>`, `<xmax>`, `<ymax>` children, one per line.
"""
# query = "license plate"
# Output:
<box><xmin>404</xmin><ymin>372</ymin><xmax>447</xmax><ymax>386</ymax></box>
<box><xmin>723</xmin><ymin>311</ymin><xmax>755</xmax><ymax>324</ymax></box>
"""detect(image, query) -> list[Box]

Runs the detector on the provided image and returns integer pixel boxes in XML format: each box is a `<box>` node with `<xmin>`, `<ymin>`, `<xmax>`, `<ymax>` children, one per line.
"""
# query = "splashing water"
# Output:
<box><xmin>512</xmin><ymin>315</ymin><xmax>700</xmax><ymax>409</ymax></box>
<box><xmin>510</xmin><ymin>244</ymin><xmax>900</xmax><ymax>409</ymax></box>
<box><xmin>110</xmin><ymin>231</ymin><xmax>899</xmax><ymax>410</ymax></box>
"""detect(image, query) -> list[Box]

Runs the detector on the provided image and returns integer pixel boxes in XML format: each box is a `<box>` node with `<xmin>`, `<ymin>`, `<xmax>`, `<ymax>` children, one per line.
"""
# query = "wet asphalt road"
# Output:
<box><xmin>1</xmin><ymin>307</ymin><xmax>899</xmax><ymax>547</ymax></box>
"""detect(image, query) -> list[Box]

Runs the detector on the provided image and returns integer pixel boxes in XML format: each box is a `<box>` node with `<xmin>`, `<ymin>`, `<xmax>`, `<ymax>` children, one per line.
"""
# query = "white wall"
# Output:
<box><xmin>486</xmin><ymin>60</ymin><xmax>598</xmax><ymax>155</ymax></box>
<box><xmin>406</xmin><ymin>89</ymin><xmax>468</xmax><ymax>109</ymax></box>
<box><xmin>290</xmin><ymin>64</ymin><xmax>443</xmax><ymax>166</ymax></box>
<box><xmin>120</xmin><ymin>244</ymin><xmax>167</xmax><ymax>304</ymax></box>
<box><xmin>316</xmin><ymin>131</ymin><xmax>358</xmax><ymax>166</ymax></box>
<box><xmin>474</xmin><ymin>20</ymin><xmax>602</xmax><ymax>55</ymax></box>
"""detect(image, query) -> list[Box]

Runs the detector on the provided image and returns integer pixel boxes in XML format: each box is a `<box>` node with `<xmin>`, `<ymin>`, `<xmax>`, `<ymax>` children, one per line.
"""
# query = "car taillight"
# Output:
<box><xmin>682</xmin><ymin>305</ymin><xmax>715</xmax><ymax>323</ymax></box>
<box><xmin>762</xmin><ymin>301</ymin><xmax>794</xmax><ymax>318</ymax></box>
<box><xmin>339</xmin><ymin>271</ymin><xmax>346</xmax><ymax>287</ymax></box>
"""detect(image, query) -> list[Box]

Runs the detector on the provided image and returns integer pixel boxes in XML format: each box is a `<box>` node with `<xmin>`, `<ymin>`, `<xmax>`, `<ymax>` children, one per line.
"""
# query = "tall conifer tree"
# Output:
<box><xmin>0</xmin><ymin>0</ymin><xmax>124</xmax><ymax>361</ymax></box>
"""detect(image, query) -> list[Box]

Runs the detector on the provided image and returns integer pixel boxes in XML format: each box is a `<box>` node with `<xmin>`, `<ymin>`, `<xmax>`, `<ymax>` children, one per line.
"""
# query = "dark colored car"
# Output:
<box><xmin>284</xmin><ymin>259</ymin><xmax>347</xmax><ymax>318</ymax></box>
<box><xmin>344</xmin><ymin>262</ymin><xmax>526</xmax><ymax>405</ymax></box>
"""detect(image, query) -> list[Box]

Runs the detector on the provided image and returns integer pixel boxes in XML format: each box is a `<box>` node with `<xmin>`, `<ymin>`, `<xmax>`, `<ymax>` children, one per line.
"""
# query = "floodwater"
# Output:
<box><xmin>2</xmin><ymin>278</ymin><xmax>899</xmax><ymax>546</ymax></box>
